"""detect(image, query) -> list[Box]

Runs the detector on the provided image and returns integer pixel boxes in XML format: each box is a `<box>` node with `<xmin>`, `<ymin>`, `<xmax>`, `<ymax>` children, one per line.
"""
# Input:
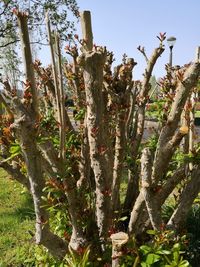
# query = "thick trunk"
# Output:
<box><xmin>15</xmin><ymin>11</ymin><xmax>69</xmax><ymax>258</ymax></box>
<box><xmin>66</xmin><ymin>189</ymin><xmax>88</xmax><ymax>250</ymax></box>
<box><xmin>82</xmin><ymin>50</ymin><xmax>112</xmax><ymax>242</ymax></box>
<box><xmin>80</xmin><ymin>11</ymin><xmax>113</xmax><ymax>244</ymax></box>
<box><xmin>14</xmin><ymin>115</ymin><xmax>67</xmax><ymax>258</ymax></box>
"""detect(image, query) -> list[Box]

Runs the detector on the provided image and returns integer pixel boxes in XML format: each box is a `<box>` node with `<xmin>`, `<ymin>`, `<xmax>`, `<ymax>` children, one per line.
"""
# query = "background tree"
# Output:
<box><xmin>0</xmin><ymin>0</ymin><xmax>79</xmax><ymax>46</ymax></box>
<box><xmin>0</xmin><ymin>0</ymin><xmax>79</xmax><ymax>92</ymax></box>
<box><xmin>0</xmin><ymin>36</ymin><xmax>22</xmax><ymax>89</ymax></box>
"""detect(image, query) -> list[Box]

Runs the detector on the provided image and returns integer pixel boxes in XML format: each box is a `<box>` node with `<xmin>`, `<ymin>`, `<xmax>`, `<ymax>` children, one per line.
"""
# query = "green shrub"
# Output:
<box><xmin>120</xmin><ymin>230</ymin><xmax>190</xmax><ymax>267</ymax></box>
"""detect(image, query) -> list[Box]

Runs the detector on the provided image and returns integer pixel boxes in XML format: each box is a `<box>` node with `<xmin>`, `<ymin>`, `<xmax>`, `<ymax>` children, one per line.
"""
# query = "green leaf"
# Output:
<box><xmin>157</xmin><ymin>249</ymin><xmax>171</xmax><ymax>255</ymax></box>
<box><xmin>146</xmin><ymin>253</ymin><xmax>161</xmax><ymax>264</ymax></box>
<box><xmin>140</xmin><ymin>245</ymin><xmax>152</xmax><ymax>254</ymax></box>
<box><xmin>118</xmin><ymin>216</ymin><xmax>128</xmax><ymax>221</ymax></box>
<box><xmin>179</xmin><ymin>260</ymin><xmax>190</xmax><ymax>267</ymax></box>
<box><xmin>9</xmin><ymin>143</ymin><xmax>21</xmax><ymax>154</ymax></box>
<box><xmin>173</xmin><ymin>243</ymin><xmax>181</xmax><ymax>250</ymax></box>
<box><xmin>24</xmin><ymin>258</ymin><xmax>35</xmax><ymax>263</ymax></box>
<box><xmin>173</xmin><ymin>251</ymin><xmax>179</xmax><ymax>263</ymax></box>
<box><xmin>146</xmin><ymin>229</ymin><xmax>157</xmax><ymax>235</ymax></box>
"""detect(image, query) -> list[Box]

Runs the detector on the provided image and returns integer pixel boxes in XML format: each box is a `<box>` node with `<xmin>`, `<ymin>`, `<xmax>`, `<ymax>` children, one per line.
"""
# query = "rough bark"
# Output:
<box><xmin>141</xmin><ymin>148</ymin><xmax>162</xmax><ymax>230</ymax></box>
<box><xmin>77</xmin><ymin>118</ymin><xmax>91</xmax><ymax>189</ymax></box>
<box><xmin>80</xmin><ymin>12</ymin><xmax>113</xmax><ymax>244</ymax></box>
<box><xmin>167</xmin><ymin>165</ymin><xmax>200</xmax><ymax>229</ymax></box>
<box><xmin>80</xmin><ymin>11</ymin><xmax>93</xmax><ymax>51</ymax></box>
<box><xmin>16</xmin><ymin>11</ymin><xmax>38</xmax><ymax>114</ymax></box>
<box><xmin>12</xmin><ymin>113</ymin><xmax>67</xmax><ymax>258</ymax></box>
<box><xmin>110</xmin><ymin>232</ymin><xmax>129</xmax><ymax>267</ymax></box>
<box><xmin>1</xmin><ymin>10</ymin><xmax>200</xmax><ymax>262</ymax></box>
<box><xmin>128</xmin><ymin>165</ymin><xmax>186</xmax><ymax>236</ymax></box>
<box><xmin>81</xmin><ymin>50</ymin><xmax>112</xmax><ymax>242</ymax></box>
<box><xmin>128</xmin><ymin>191</ymin><xmax>146</xmax><ymax>235</ymax></box>
<box><xmin>14</xmin><ymin>11</ymin><xmax>68</xmax><ymax>258</ymax></box>
<box><xmin>157</xmin><ymin>165</ymin><xmax>186</xmax><ymax>204</ymax></box>
<box><xmin>38</xmin><ymin>140</ymin><xmax>63</xmax><ymax>177</ymax></box>
<box><xmin>112</xmin><ymin>110</ymin><xmax>127</xmax><ymax>213</ymax></box>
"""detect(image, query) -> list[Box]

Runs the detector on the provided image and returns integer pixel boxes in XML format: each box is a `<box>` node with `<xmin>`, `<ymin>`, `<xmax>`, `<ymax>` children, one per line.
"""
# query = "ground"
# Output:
<box><xmin>0</xmin><ymin>168</ymin><xmax>34</xmax><ymax>265</ymax></box>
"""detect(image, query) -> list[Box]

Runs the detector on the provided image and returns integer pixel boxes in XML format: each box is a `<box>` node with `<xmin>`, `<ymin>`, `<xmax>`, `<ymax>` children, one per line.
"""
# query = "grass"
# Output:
<box><xmin>0</xmin><ymin>168</ymin><xmax>35</xmax><ymax>265</ymax></box>
<box><xmin>195</xmin><ymin>110</ymin><xmax>200</xmax><ymax>118</ymax></box>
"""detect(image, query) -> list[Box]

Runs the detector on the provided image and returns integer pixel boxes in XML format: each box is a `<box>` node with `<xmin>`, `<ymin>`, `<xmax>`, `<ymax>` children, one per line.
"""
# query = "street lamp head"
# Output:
<box><xmin>167</xmin><ymin>36</ymin><xmax>176</xmax><ymax>49</ymax></box>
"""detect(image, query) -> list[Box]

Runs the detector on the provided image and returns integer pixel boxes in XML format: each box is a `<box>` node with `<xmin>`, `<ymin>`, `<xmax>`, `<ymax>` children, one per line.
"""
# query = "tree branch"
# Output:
<box><xmin>141</xmin><ymin>148</ymin><xmax>162</xmax><ymax>230</ymax></box>
<box><xmin>167</xmin><ymin>165</ymin><xmax>200</xmax><ymax>229</ymax></box>
<box><xmin>152</xmin><ymin>62</ymin><xmax>200</xmax><ymax>184</ymax></box>
<box><xmin>0</xmin><ymin>161</ymin><xmax>30</xmax><ymax>191</ymax></box>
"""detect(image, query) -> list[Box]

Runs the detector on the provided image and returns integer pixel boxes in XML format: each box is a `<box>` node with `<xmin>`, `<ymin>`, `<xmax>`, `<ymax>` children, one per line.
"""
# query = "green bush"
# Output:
<box><xmin>120</xmin><ymin>230</ymin><xmax>190</xmax><ymax>267</ymax></box>
<box><xmin>185</xmin><ymin>203</ymin><xmax>200</xmax><ymax>267</ymax></box>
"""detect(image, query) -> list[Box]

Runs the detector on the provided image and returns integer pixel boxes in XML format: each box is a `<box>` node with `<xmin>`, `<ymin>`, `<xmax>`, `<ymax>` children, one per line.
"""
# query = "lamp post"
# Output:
<box><xmin>167</xmin><ymin>36</ymin><xmax>176</xmax><ymax>67</ymax></box>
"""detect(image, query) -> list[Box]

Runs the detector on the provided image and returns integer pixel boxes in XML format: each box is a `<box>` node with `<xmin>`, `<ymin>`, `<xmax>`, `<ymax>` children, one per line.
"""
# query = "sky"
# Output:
<box><xmin>75</xmin><ymin>0</ymin><xmax>200</xmax><ymax>79</ymax></box>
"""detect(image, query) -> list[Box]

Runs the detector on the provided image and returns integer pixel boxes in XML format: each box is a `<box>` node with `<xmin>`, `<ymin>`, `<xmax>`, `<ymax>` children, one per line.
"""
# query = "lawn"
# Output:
<box><xmin>0</xmin><ymin>168</ymin><xmax>35</xmax><ymax>265</ymax></box>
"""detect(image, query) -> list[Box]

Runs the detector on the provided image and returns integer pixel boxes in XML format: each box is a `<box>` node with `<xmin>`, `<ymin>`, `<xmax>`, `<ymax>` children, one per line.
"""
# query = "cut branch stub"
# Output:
<box><xmin>110</xmin><ymin>232</ymin><xmax>129</xmax><ymax>267</ymax></box>
<box><xmin>195</xmin><ymin>46</ymin><xmax>200</xmax><ymax>62</ymax></box>
<box><xmin>110</xmin><ymin>232</ymin><xmax>129</xmax><ymax>247</ymax></box>
<box><xmin>80</xmin><ymin>11</ymin><xmax>93</xmax><ymax>51</ymax></box>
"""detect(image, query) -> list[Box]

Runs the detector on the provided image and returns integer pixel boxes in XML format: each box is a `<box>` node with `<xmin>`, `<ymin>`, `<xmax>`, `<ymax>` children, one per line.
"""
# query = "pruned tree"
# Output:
<box><xmin>0</xmin><ymin>9</ymin><xmax>200</xmax><ymax>265</ymax></box>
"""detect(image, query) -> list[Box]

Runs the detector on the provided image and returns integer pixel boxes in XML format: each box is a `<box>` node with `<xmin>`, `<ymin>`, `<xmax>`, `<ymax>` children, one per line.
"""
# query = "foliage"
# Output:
<box><xmin>146</xmin><ymin>100</ymin><xmax>165</xmax><ymax>121</ymax></box>
<box><xmin>0</xmin><ymin>36</ymin><xmax>22</xmax><ymax>88</ymax></box>
<box><xmin>185</xmin><ymin>203</ymin><xmax>200</xmax><ymax>267</ymax></box>
<box><xmin>121</xmin><ymin>230</ymin><xmax>190</xmax><ymax>267</ymax></box>
<box><xmin>64</xmin><ymin>246</ymin><xmax>91</xmax><ymax>267</ymax></box>
<box><xmin>162</xmin><ymin>197</ymin><xmax>177</xmax><ymax>223</ymax></box>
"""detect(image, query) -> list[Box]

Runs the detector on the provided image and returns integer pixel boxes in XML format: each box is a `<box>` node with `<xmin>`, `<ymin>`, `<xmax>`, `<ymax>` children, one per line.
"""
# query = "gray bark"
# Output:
<box><xmin>168</xmin><ymin>165</ymin><xmax>200</xmax><ymax>229</ymax></box>
<box><xmin>80</xmin><ymin>11</ymin><xmax>113</xmax><ymax>244</ymax></box>
<box><xmin>82</xmin><ymin>50</ymin><xmax>112</xmax><ymax>241</ymax></box>
<box><xmin>141</xmin><ymin>148</ymin><xmax>162</xmax><ymax>230</ymax></box>
<box><xmin>16</xmin><ymin>12</ymin><xmax>38</xmax><ymax>114</ymax></box>
<box><xmin>15</xmin><ymin>11</ymin><xmax>68</xmax><ymax>258</ymax></box>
